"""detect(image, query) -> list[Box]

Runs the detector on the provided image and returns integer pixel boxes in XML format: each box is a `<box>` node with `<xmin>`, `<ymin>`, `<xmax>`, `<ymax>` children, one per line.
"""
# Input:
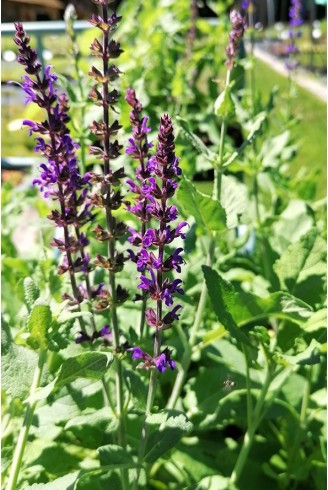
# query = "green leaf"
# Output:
<box><xmin>25</xmin><ymin>472</ymin><xmax>80</xmax><ymax>489</ymax></box>
<box><xmin>24</xmin><ymin>277</ymin><xmax>41</xmax><ymax>311</ymax></box>
<box><xmin>214</xmin><ymin>87</ymin><xmax>235</xmax><ymax>120</ymax></box>
<box><xmin>65</xmin><ymin>409</ymin><xmax>118</xmax><ymax>448</ymax></box>
<box><xmin>124</xmin><ymin>369</ymin><xmax>147</xmax><ymax>410</ymax></box>
<box><xmin>223</xmin><ymin>111</ymin><xmax>267</xmax><ymax>168</ymax></box>
<box><xmin>220</xmin><ymin>175</ymin><xmax>247</xmax><ymax>228</ymax></box>
<box><xmin>27</xmin><ymin>300</ymin><xmax>52</xmax><ymax>350</ymax></box>
<box><xmin>274</xmin><ymin>229</ymin><xmax>326</xmax><ymax>292</ymax></box>
<box><xmin>275</xmin><ymin>339</ymin><xmax>322</xmax><ymax>366</ymax></box>
<box><xmin>303</xmin><ymin>309</ymin><xmax>326</xmax><ymax>333</ymax></box>
<box><xmin>56</xmin><ymin>352</ymin><xmax>113</xmax><ymax>387</ymax></box>
<box><xmin>177</xmin><ymin>177</ymin><xmax>226</xmax><ymax>232</ymax></box>
<box><xmin>144</xmin><ymin>410</ymin><xmax>193</xmax><ymax>464</ymax></box>
<box><xmin>175</xmin><ymin>115</ymin><xmax>216</xmax><ymax>162</ymax></box>
<box><xmin>202</xmin><ymin>266</ymin><xmax>313</xmax><ymax>334</ymax></box>
<box><xmin>202</xmin><ymin>266</ymin><xmax>252</xmax><ymax>347</ymax></box>
<box><xmin>98</xmin><ymin>444</ymin><xmax>135</xmax><ymax>467</ymax></box>
<box><xmin>2</xmin><ymin>319</ymin><xmax>39</xmax><ymax>399</ymax></box>
<box><xmin>271</xmin><ymin>200</ymin><xmax>314</xmax><ymax>254</ymax></box>
<box><xmin>192</xmin><ymin>475</ymin><xmax>235</xmax><ymax>490</ymax></box>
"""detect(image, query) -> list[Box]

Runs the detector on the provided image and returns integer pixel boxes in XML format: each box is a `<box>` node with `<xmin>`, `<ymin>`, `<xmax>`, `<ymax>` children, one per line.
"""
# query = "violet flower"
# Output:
<box><xmin>225</xmin><ymin>10</ymin><xmax>247</xmax><ymax>70</ymax></box>
<box><xmin>128</xmin><ymin>346</ymin><xmax>176</xmax><ymax>373</ymax></box>
<box><xmin>75</xmin><ymin>324</ymin><xmax>113</xmax><ymax>346</ymax></box>
<box><xmin>286</xmin><ymin>0</ymin><xmax>303</xmax><ymax>71</ymax></box>
<box><xmin>125</xmin><ymin>89</ymin><xmax>154</xmax><ymax>337</ymax></box>
<box><xmin>127</xmin><ymin>115</ymin><xmax>186</xmax><ymax>371</ymax></box>
<box><xmin>14</xmin><ymin>23</ymin><xmax>94</xmax><ymax>309</ymax></box>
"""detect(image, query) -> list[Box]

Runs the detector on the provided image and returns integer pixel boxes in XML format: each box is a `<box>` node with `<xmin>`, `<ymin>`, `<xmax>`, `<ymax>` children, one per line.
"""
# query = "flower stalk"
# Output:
<box><xmin>168</xmin><ymin>10</ymin><xmax>246</xmax><ymax>410</ymax></box>
<box><xmin>5</xmin><ymin>350</ymin><xmax>47</xmax><ymax>490</ymax></box>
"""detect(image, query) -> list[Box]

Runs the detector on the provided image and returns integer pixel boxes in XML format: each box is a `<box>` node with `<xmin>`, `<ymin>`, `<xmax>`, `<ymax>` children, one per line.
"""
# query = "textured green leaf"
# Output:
<box><xmin>202</xmin><ymin>266</ymin><xmax>313</xmax><ymax>334</ymax></box>
<box><xmin>177</xmin><ymin>177</ymin><xmax>226</xmax><ymax>232</ymax></box>
<box><xmin>214</xmin><ymin>87</ymin><xmax>235</xmax><ymax>119</ymax></box>
<box><xmin>275</xmin><ymin>339</ymin><xmax>322</xmax><ymax>366</ymax></box>
<box><xmin>98</xmin><ymin>444</ymin><xmax>135</xmax><ymax>467</ymax></box>
<box><xmin>56</xmin><ymin>352</ymin><xmax>113</xmax><ymax>387</ymax></box>
<box><xmin>144</xmin><ymin>411</ymin><xmax>193</xmax><ymax>464</ymax></box>
<box><xmin>202</xmin><ymin>266</ymin><xmax>252</xmax><ymax>346</ymax></box>
<box><xmin>274</xmin><ymin>229</ymin><xmax>326</xmax><ymax>292</ymax></box>
<box><xmin>27</xmin><ymin>300</ymin><xmax>52</xmax><ymax>350</ymax></box>
<box><xmin>124</xmin><ymin>369</ymin><xmax>147</xmax><ymax>410</ymax></box>
<box><xmin>25</xmin><ymin>471</ymin><xmax>80</xmax><ymax>489</ymax></box>
<box><xmin>2</xmin><ymin>319</ymin><xmax>39</xmax><ymax>399</ymax></box>
<box><xmin>221</xmin><ymin>175</ymin><xmax>247</xmax><ymax>228</ymax></box>
<box><xmin>303</xmin><ymin>309</ymin><xmax>326</xmax><ymax>333</ymax></box>
<box><xmin>24</xmin><ymin>277</ymin><xmax>41</xmax><ymax>311</ymax></box>
<box><xmin>193</xmin><ymin>475</ymin><xmax>234</xmax><ymax>490</ymax></box>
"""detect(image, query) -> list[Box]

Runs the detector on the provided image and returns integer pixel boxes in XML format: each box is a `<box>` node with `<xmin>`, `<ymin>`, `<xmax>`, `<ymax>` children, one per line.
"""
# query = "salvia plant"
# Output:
<box><xmin>2</xmin><ymin>1</ymin><xmax>326</xmax><ymax>490</ymax></box>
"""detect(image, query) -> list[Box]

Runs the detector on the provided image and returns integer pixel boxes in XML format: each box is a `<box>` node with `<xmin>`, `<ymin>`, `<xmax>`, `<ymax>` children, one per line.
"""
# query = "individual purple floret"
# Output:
<box><xmin>225</xmin><ymin>10</ymin><xmax>247</xmax><ymax>70</ymax></box>
<box><xmin>75</xmin><ymin>324</ymin><xmax>113</xmax><ymax>346</ymax></box>
<box><xmin>128</xmin><ymin>346</ymin><xmax>176</xmax><ymax>373</ymax></box>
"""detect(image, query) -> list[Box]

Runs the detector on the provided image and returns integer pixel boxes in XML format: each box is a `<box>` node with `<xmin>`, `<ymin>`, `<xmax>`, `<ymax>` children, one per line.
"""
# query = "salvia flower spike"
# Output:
<box><xmin>286</xmin><ymin>0</ymin><xmax>303</xmax><ymax>71</ymax></box>
<box><xmin>128</xmin><ymin>114</ymin><xmax>187</xmax><ymax>372</ymax></box>
<box><xmin>87</xmin><ymin>1</ymin><xmax>129</xmax><ymax>348</ymax></box>
<box><xmin>125</xmin><ymin>88</ymin><xmax>154</xmax><ymax>336</ymax></box>
<box><xmin>14</xmin><ymin>23</ymin><xmax>94</xmax><ymax>330</ymax></box>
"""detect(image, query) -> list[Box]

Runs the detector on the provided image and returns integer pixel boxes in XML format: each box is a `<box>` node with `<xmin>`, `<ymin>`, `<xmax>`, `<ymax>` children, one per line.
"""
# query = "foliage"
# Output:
<box><xmin>1</xmin><ymin>1</ymin><xmax>326</xmax><ymax>490</ymax></box>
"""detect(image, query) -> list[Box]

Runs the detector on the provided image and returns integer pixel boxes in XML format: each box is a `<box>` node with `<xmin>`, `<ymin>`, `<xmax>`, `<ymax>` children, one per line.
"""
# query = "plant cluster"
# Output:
<box><xmin>2</xmin><ymin>1</ymin><xmax>326</xmax><ymax>490</ymax></box>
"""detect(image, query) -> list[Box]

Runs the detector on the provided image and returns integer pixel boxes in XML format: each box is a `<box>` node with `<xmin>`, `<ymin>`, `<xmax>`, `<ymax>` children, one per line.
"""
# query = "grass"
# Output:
<box><xmin>253</xmin><ymin>59</ymin><xmax>326</xmax><ymax>199</ymax></box>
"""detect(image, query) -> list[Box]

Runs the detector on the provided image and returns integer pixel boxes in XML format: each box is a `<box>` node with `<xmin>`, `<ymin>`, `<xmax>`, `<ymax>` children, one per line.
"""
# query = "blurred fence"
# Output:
<box><xmin>1</xmin><ymin>20</ymin><xmax>90</xmax><ymax>171</ymax></box>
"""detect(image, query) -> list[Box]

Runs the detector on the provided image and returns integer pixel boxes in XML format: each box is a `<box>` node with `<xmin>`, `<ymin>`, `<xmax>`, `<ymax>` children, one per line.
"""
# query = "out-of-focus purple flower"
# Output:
<box><xmin>75</xmin><ymin>325</ymin><xmax>113</xmax><ymax>345</ymax></box>
<box><xmin>289</xmin><ymin>0</ymin><xmax>303</xmax><ymax>27</ymax></box>
<box><xmin>286</xmin><ymin>0</ymin><xmax>303</xmax><ymax>71</ymax></box>
<box><xmin>225</xmin><ymin>10</ymin><xmax>247</xmax><ymax>70</ymax></box>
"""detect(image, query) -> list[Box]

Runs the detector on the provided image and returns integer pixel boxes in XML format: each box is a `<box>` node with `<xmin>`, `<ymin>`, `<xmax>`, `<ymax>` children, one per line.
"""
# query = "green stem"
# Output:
<box><xmin>6</xmin><ymin>349</ymin><xmax>47</xmax><ymax>490</ymax></box>
<box><xmin>213</xmin><ymin>69</ymin><xmax>231</xmax><ymax>202</ymax></box>
<box><xmin>167</xmin><ymin>65</ymin><xmax>232</xmax><ymax>410</ymax></box>
<box><xmin>249</xmin><ymin>3</ymin><xmax>256</xmax><ymax>115</ymax></box>
<box><xmin>243</xmin><ymin>345</ymin><xmax>253</xmax><ymax>428</ymax></box>
<box><xmin>132</xmin><ymin>364</ymin><xmax>159</xmax><ymax>490</ymax></box>
<box><xmin>101</xmin><ymin>6</ymin><xmax>127</xmax><ymax>488</ymax></box>
<box><xmin>167</xmin><ymin>237</ymin><xmax>215</xmax><ymax>409</ymax></box>
<box><xmin>285</xmin><ymin>365</ymin><xmax>313</xmax><ymax>485</ymax></box>
<box><xmin>229</xmin><ymin>360</ymin><xmax>273</xmax><ymax>486</ymax></box>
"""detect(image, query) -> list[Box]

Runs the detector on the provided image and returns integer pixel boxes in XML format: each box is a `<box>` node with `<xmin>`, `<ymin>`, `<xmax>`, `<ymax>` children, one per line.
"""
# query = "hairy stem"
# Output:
<box><xmin>168</xmin><ymin>66</ymin><xmax>232</xmax><ymax>409</ymax></box>
<box><xmin>229</xmin><ymin>357</ymin><xmax>273</xmax><ymax>485</ymax></box>
<box><xmin>167</xmin><ymin>237</ymin><xmax>215</xmax><ymax>409</ymax></box>
<box><xmin>101</xmin><ymin>6</ymin><xmax>127</xmax><ymax>488</ymax></box>
<box><xmin>213</xmin><ymin>69</ymin><xmax>231</xmax><ymax>202</ymax></box>
<box><xmin>5</xmin><ymin>350</ymin><xmax>47</xmax><ymax>490</ymax></box>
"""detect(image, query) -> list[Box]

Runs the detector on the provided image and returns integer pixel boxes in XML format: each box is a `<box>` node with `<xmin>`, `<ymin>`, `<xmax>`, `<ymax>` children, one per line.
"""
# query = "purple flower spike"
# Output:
<box><xmin>15</xmin><ymin>22</ymin><xmax>92</xmax><ymax>313</ymax></box>
<box><xmin>225</xmin><ymin>10</ymin><xmax>247</xmax><ymax>70</ymax></box>
<box><xmin>286</xmin><ymin>0</ymin><xmax>303</xmax><ymax>71</ymax></box>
